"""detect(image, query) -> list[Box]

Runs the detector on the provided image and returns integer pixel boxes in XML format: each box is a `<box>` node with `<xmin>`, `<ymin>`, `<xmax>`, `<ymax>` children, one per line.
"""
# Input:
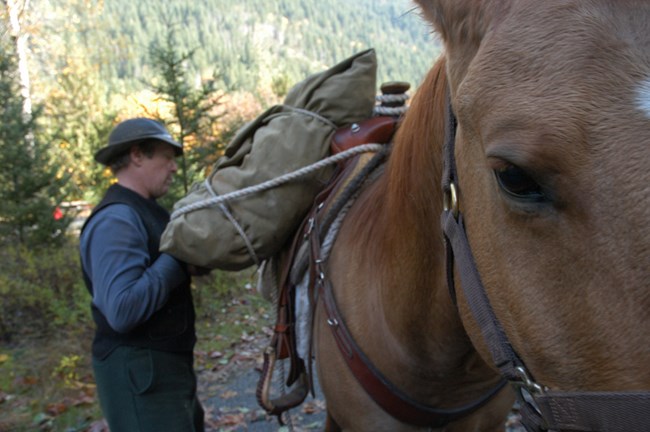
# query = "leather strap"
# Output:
<box><xmin>440</xmin><ymin>93</ymin><xmax>650</xmax><ymax>431</ymax></box>
<box><xmin>309</xmin><ymin>151</ymin><xmax>508</xmax><ymax>427</ymax></box>
<box><xmin>331</xmin><ymin>116</ymin><xmax>397</xmax><ymax>155</ymax></box>
<box><xmin>315</xmin><ymin>264</ymin><xmax>507</xmax><ymax>427</ymax></box>
<box><xmin>537</xmin><ymin>391</ymin><xmax>650</xmax><ymax>432</ymax></box>
<box><xmin>256</xmin><ymin>146</ymin><xmax>389</xmax><ymax>419</ymax></box>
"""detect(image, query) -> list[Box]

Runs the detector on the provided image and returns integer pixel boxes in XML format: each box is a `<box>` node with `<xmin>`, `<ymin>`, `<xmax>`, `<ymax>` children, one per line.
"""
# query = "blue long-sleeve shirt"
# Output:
<box><xmin>80</xmin><ymin>203</ymin><xmax>188</xmax><ymax>333</ymax></box>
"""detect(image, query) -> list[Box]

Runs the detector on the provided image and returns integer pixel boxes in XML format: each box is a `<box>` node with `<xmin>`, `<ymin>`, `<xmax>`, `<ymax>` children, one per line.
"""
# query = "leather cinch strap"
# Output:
<box><xmin>440</xmin><ymin>92</ymin><xmax>650</xmax><ymax>432</ymax></box>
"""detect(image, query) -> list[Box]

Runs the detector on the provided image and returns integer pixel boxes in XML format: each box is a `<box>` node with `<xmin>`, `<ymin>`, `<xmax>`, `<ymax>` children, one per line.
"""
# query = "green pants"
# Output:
<box><xmin>93</xmin><ymin>346</ymin><xmax>204</xmax><ymax>432</ymax></box>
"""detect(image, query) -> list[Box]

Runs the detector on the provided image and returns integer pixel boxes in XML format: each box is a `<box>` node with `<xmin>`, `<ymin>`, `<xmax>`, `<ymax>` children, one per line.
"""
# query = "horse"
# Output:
<box><xmin>312</xmin><ymin>1</ymin><xmax>650</xmax><ymax>430</ymax></box>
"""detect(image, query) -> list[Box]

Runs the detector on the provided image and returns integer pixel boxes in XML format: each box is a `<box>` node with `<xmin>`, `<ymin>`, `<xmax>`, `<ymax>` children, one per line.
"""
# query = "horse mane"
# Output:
<box><xmin>385</xmin><ymin>56</ymin><xmax>448</xmax><ymax>228</ymax></box>
<box><xmin>339</xmin><ymin>56</ymin><xmax>449</xmax><ymax>263</ymax></box>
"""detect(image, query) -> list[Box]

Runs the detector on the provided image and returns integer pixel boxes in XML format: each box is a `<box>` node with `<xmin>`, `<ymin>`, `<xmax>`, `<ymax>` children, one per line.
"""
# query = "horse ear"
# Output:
<box><xmin>415</xmin><ymin>0</ymin><xmax>504</xmax><ymax>48</ymax></box>
<box><xmin>415</xmin><ymin>0</ymin><xmax>507</xmax><ymax>88</ymax></box>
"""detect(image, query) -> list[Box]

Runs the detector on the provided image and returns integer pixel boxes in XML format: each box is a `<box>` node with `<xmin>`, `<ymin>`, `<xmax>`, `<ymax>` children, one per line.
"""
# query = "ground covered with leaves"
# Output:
<box><xmin>0</xmin><ymin>265</ymin><xmax>522</xmax><ymax>432</ymax></box>
<box><xmin>0</xmin><ymin>270</ymin><xmax>313</xmax><ymax>432</ymax></box>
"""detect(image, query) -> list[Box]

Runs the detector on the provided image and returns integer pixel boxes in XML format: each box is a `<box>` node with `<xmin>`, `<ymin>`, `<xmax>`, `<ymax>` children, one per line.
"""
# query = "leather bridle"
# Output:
<box><xmin>440</xmin><ymin>94</ymin><xmax>650</xmax><ymax>432</ymax></box>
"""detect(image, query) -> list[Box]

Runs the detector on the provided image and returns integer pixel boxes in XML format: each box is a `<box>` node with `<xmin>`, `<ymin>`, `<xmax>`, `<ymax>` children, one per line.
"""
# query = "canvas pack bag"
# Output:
<box><xmin>160</xmin><ymin>49</ymin><xmax>377</xmax><ymax>270</ymax></box>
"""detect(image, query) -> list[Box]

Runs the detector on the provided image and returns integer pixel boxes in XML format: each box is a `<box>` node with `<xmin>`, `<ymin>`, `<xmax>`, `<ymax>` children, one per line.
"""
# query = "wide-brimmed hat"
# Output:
<box><xmin>94</xmin><ymin>118</ymin><xmax>183</xmax><ymax>165</ymax></box>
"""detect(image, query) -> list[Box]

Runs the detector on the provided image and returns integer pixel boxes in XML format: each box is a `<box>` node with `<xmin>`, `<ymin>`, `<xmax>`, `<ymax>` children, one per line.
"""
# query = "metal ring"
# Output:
<box><xmin>443</xmin><ymin>182</ymin><xmax>459</xmax><ymax>219</ymax></box>
<box><xmin>514</xmin><ymin>366</ymin><xmax>545</xmax><ymax>395</ymax></box>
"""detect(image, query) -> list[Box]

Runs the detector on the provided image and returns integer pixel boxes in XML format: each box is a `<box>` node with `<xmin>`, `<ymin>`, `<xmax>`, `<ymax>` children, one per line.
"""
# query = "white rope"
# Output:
<box><xmin>204</xmin><ymin>182</ymin><xmax>261</xmax><ymax>267</ymax></box>
<box><xmin>373</xmin><ymin>92</ymin><xmax>410</xmax><ymax>117</ymax></box>
<box><xmin>170</xmin><ymin>143</ymin><xmax>385</xmax><ymax>220</ymax></box>
<box><xmin>283</xmin><ymin>106</ymin><xmax>336</xmax><ymax>129</ymax></box>
<box><xmin>375</xmin><ymin>93</ymin><xmax>409</xmax><ymax>104</ymax></box>
<box><xmin>374</xmin><ymin>105</ymin><xmax>408</xmax><ymax>116</ymax></box>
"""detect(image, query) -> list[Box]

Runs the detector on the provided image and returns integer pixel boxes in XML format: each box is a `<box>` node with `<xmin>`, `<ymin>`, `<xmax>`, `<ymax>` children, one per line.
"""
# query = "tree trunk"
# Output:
<box><xmin>5</xmin><ymin>0</ymin><xmax>34</xmax><ymax>148</ymax></box>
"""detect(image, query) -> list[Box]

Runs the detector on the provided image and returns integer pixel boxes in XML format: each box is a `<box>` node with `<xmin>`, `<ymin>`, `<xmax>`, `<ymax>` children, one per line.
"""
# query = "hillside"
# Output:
<box><xmin>94</xmin><ymin>0</ymin><xmax>442</xmax><ymax>92</ymax></box>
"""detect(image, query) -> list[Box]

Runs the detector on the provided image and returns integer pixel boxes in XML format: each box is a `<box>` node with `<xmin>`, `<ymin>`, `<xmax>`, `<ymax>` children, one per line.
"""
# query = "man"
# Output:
<box><xmin>80</xmin><ymin>118</ymin><xmax>204</xmax><ymax>432</ymax></box>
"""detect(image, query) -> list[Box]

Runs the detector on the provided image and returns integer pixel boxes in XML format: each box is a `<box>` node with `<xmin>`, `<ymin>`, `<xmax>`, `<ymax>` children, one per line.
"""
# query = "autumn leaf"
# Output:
<box><xmin>220</xmin><ymin>390</ymin><xmax>238</xmax><ymax>399</ymax></box>
<box><xmin>216</xmin><ymin>413</ymin><xmax>246</xmax><ymax>426</ymax></box>
<box><xmin>70</xmin><ymin>392</ymin><xmax>95</xmax><ymax>407</ymax></box>
<box><xmin>88</xmin><ymin>419</ymin><xmax>110</xmax><ymax>432</ymax></box>
<box><xmin>13</xmin><ymin>375</ymin><xmax>38</xmax><ymax>388</ymax></box>
<box><xmin>46</xmin><ymin>401</ymin><xmax>68</xmax><ymax>416</ymax></box>
<box><xmin>302</xmin><ymin>400</ymin><xmax>325</xmax><ymax>415</ymax></box>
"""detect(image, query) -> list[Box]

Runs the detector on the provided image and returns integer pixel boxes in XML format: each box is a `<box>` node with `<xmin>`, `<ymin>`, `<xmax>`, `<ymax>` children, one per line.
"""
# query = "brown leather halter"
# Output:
<box><xmin>310</xmin><ymin>150</ymin><xmax>508</xmax><ymax>427</ymax></box>
<box><xmin>440</xmin><ymin>95</ymin><xmax>650</xmax><ymax>432</ymax></box>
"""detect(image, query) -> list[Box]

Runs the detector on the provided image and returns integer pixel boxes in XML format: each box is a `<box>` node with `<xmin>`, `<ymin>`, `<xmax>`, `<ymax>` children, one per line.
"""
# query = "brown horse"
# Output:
<box><xmin>313</xmin><ymin>1</ymin><xmax>650</xmax><ymax>431</ymax></box>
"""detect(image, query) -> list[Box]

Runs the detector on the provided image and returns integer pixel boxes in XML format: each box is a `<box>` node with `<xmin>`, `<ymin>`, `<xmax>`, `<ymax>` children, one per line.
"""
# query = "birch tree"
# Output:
<box><xmin>0</xmin><ymin>38</ymin><xmax>68</xmax><ymax>246</ymax></box>
<box><xmin>3</xmin><ymin>0</ymin><xmax>33</xmax><ymax>147</ymax></box>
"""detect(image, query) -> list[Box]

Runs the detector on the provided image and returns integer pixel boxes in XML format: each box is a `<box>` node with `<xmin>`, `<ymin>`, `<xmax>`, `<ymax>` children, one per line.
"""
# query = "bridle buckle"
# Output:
<box><xmin>514</xmin><ymin>366</ymin><xmax>546</xmax><ymax>396</ymax></box>
<box><xmin>443</xmin><ymin>182</ymin><xmax>459</xmax><ymax>219</ymax></box>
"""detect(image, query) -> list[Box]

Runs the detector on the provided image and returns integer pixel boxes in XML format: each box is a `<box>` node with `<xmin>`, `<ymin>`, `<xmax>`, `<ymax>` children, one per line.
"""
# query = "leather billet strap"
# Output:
<box><xmin>440</xmin><ymin>93</ymin><xmax>650</xmax><ymax>431</ymax></box>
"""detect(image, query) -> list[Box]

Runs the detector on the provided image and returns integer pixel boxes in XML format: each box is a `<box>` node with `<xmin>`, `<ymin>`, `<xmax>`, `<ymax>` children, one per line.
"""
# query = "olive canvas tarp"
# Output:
<box><xmin>160</xmin><ymin>49</ymin><xmax>377</xmax><ymax>270</ymax></box>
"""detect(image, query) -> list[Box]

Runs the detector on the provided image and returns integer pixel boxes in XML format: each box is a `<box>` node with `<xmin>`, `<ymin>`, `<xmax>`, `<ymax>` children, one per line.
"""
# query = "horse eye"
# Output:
<box><xmin>494</xmin><ymin>164</ymin><xmax>546</xmax><ymax>202</ymax></box>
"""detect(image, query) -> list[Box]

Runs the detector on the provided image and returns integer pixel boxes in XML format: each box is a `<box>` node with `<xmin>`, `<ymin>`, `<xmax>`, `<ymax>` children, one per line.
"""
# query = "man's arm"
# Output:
<box><xmin>80</xmin><ymin>204</ymin><xmax>188</xmax><ymax>333</ymax></box>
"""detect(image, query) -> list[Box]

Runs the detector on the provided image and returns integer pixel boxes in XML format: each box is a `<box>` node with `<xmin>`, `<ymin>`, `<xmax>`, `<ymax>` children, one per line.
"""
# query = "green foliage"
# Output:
<box><xmin>93</xmin><ymin>0</ymin><xmax>440</xmax><ymax>93</ymax></box>
<box><xmin>51</xmin><ymin>354</ymin><xmax>83</xmax><ymax>388</ymax></box>
<box><xmin>27</xmin><ymin>0</ymin><xmax>120</xmax><ymax>204</ymax></box>
<box><xmin>0</xmin><ymin>263</ymin><xmax>263</xmax><ymax>431</ymax></box>
<box><xmin>15</xmin><ymin>0</ymin><xmax>441</xmax><ymax>208</ymax></box>
<box><xmin>0</xmin><ymin>41</ymin><xmax>70</xmax><ymax>246</ymax></box>
<box><xmin>0</xmin><ymin>331</ymin><xmax>101</xmax><ymax>432</ymax></box>
<box><xmin>41</xmin><ymin>46</ymin><xmax>118</xmax><ymax>204</ymax></box>
<box><xmin>0</xmin><ymin>242</ymin><xmax>91</xmax><ymax>342</ymax></box>
<box><xmin>144</xmin><ymin>25</ymin><xmax>227</xmax><ymax>205</ymax></box>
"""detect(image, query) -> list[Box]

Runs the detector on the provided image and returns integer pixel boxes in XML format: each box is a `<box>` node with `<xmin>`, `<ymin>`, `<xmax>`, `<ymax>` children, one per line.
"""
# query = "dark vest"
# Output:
<box><xmin>81</xmin><ymin>184</ymin><xmax>195</xmax><ymax>359</ymax></box>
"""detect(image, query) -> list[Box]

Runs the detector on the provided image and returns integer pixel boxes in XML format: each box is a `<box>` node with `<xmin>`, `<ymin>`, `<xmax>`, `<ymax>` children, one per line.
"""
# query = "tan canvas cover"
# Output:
<box><xmin>160</xmin><ymin>49</ymin><xmax>377</xmax><ymax>270</ymax></box>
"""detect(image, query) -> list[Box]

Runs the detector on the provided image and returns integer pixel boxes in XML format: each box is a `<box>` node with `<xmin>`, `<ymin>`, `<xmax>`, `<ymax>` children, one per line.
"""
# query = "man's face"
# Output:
<box><xmin>140</xmin><ymin>143</ymin><xmax>178</xmax><ymax>199</ymax></box>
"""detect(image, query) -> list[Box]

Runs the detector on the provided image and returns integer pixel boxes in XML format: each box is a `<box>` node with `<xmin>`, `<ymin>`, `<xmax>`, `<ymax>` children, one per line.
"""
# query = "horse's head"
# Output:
<box><xmin>416</xmin><ymin>0</ymin><xmax>650</xmax><ymax>393</ymax></box>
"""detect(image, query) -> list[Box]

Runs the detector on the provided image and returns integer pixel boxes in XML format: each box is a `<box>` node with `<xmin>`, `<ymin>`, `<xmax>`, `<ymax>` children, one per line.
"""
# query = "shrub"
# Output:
<box><xmin>0</xmin><ymin>241</ymin><xmax>92</xmax><ymax>342</ymax></box>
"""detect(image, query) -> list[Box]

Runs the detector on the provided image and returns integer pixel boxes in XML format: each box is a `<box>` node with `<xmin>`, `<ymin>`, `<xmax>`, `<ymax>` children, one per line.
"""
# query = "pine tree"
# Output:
<box><xmin>145</xmin><ymin>25</ymin><xmax>226</xmax><ymax>207</ymax></box>
<box><xmin>0</xmin><ymin>41</ymin><xmax>69</xmax><ymax>246</ymax></box>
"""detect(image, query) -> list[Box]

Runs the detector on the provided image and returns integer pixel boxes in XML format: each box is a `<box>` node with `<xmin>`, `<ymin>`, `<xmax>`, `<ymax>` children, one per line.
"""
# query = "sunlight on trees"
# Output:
<box><xmin>0</xmin><ymin>39</ymin><xmax>68</xmax><ymax>246</ymax></box>
<box><xmin>145</xmin><ymin>25</ymin><xmax>228</xmax><ymax>204</ymax></box>
<box><xmin>0</xmin><ymin>0</ymin><xmax>437</xmax><ymax>242</ymax></box>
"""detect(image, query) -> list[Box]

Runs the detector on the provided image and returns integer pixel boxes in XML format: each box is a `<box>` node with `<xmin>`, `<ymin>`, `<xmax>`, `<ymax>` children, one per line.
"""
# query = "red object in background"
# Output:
<box><xmin>53</xmin><ymin>207</ymin><xmax>63</xmax><ymax>220</ymax></box>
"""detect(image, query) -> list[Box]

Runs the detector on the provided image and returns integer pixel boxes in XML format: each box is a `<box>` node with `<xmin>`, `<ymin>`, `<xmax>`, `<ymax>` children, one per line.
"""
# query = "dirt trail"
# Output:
<box><xmin>197</xmin><ymin>334</ymin><xmax>326</xmax><ymax>431</ymax></box>
<box><xmin>196</xmin><ymin>334</ymin><xmax>525</xmax><ymax>432</ymax></box>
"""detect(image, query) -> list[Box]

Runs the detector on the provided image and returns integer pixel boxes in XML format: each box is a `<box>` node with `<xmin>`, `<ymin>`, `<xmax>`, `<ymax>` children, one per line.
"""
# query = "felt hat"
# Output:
<box><xmin>94</xmin><ymin>118</ymin><xmax>182</xmax><ymax>165</ymax></box>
